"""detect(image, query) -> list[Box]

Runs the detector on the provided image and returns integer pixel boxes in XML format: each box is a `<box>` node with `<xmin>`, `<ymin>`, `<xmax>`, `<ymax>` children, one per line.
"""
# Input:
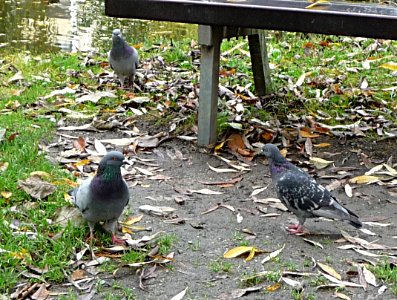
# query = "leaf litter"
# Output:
<box><xmin>3</xmin><ymin>35</ymin><xmax>397</xmax><ymax>300</ymax></box>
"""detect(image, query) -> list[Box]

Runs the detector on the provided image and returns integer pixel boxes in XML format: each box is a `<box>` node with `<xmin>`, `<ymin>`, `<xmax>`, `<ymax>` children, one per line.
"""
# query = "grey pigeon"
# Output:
<box><xmin>70</xmin><ymin>151</ymin><xmax>130</xmax><ymax>256</ymax></box>
<box><xmin>259</xmin><ymin>144</ymin><xmax>362</xmax><ymax>234</ymax></box>
<box><xmin>108</xmin><ymin>29</ymin><xmax>139</xmax><ymax>89</ymax></box>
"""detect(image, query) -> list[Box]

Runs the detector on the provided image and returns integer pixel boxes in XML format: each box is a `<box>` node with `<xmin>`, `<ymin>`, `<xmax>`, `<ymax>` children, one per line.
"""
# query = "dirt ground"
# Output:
<box><xmin>65</xmin><ymin>135</ymin><xmax>397</xmax><ymax>300</ymax></box>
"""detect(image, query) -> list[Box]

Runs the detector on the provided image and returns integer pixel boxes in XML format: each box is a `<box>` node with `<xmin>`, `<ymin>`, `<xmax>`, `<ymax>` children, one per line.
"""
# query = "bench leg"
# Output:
<box><xmin>248</xmin><ymin>31</ymin><xmax>272</xmax><ymax>96</ymax></box>
<box><xmin>198</xmin><ymin>26</ymin><xmax>222</xmax><ymax>146</ymax></box>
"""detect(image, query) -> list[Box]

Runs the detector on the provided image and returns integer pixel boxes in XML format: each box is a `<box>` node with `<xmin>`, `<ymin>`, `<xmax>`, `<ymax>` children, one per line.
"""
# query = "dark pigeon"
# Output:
<box><xmin>108</xmin><ymin>29</ymin><xmax>139</xmax><ymax>89</ymax></box>
<box><xmin>260</xmin><ymin>144</ymin><xmax>362</xmax><ymax>234</ymax></box>
<box><xmin>70</xmin><ymin>151</ymin><xmax>130</xmax><ymax>256</ymax></box>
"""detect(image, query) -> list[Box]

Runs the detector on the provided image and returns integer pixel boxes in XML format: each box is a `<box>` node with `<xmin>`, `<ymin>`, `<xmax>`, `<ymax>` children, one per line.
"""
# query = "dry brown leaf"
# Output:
<box><xmin>300</xmin><ymin>130</ymin><xmax>319</xmax><ymax>138</ymax></box>
<box><xmin>18</xmin><ymin>175</ymin><xmax>57</xmax><ymax>200</ymax></box>
<box><xmin>72</xmin><ymin>136</ymin><xmax>87</xmax><ymax>151</ymax></box>
<box><xmin>31</xmin><ymin>284</ymin><xmax>49</xmax><ymax>300</ymax></box>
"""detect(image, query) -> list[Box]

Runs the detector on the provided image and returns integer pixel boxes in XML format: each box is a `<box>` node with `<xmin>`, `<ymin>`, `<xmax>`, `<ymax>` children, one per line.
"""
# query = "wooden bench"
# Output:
<box><xmin>105</xmin><ymin>0</ymin><xmax>397</xmax><ymax>146</ymax></box>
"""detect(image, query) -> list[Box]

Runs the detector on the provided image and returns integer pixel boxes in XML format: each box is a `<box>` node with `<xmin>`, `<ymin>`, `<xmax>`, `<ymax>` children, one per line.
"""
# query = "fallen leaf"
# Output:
<box><xmin>310</xmin><ymin>157</ymin><xmax>333</xmax><ymax>169</ymax></box>
<box><xmin>363</xmin><ymin>267</ymin><xmax>378</xmax><ymax>287</ymax></box>
<box><xmin>350</xmin><ymin>175</ymin><xmax>380</xmax><ymax>184</ymax></box>
<box><xmin>170</xmin><ymin>287</ymin><xmax>188</xmax><ymax>300</ymax></box>
<box><xmin>281</xmin><ymin>276</ymin><xmax>303</xmax><ymax>290</ymax></box>
<box><xmin>208</xmin><ymin>163</ymin><xmax>238</xmax><ymax>173</ymax></box>
<box><xmin>266</xmin><ymin>282</ymin><xmax>282</xmax><ymax>292</ymax></box>
<box><xmin>31</xmin><ymin>284</ymin><xmax>49</xmax><ymax>300</ymax></box>
<box><xmin>75</xmin><ymin>91</ymin><xmax>116</xmax><ymax>103</ymax></box>
<box><xmin>317</xmin><ymin>262</ymin><xmax>341</xmax><ymax>281</ymax></box>
<box><xmin>300</xmin><ymin>130</ymin><xmax>319</xmax><ymax>138</ymax></box>
<box><xmin>1</xmin><ymin>191</ymin><xmax>12</xmax><ymax>199</ymax></box>
<box><xmin>250</xmin><ymin>186</ymin><xmax>267</xmax><ymax>196</ymax></box>
<box><xmin>139</xmin><ymin>205</ymin><xmax>176</xmax><ymax>216</ymax></box>
<box><xmin>224</xmin><ymin>246</ymin><xmax>264</xmax><ymax>261</ymax></box>
<box><xmin>72</xmin><ymin>136</ymin><xmax>87</xmax><ymax>151</ymax></box>
<box><xmin>302</xmin><ymin>238</ymin><xmax>324</xmax><ymax>249</ymax></box>
<box><xmin>313</xmin><ymin>143</ymin><xmax>331</xmax><ymax>148</ymax></box>
<box><xmin>18</xmin><ymin>175</ymin><xmax>57</xmax><ymax>200</ymax></box>
<box><xmin>334</xmin><ymin>291</ymin><xmax>351</xmax><ymax>300</ymax></box>
<box><xmin>122</xmin><ymin>215</ymin><xmax>144</xmax><ymax>226</ymax></box>
<box><xmin>135</xmin><ymin>167</ymin><xmax>154</xmax><ymax>176</ymax></box>
<box><xmin>379</xmin><ymin>61</ymin><xmax>397</xmax><ymax>71</ymax></box>
<box><xmin>344</xmin><ymin>184</ymin><xmax>353</xmax><ymax>198</ymax></box>
<box><xmin>94</xmin><ymin>139</ymin><xmax>107</xmax><ymax>155</ymax></box>
<box><xmin>261</xmin><ymin>244</ymin><xmax>285</xmax><ymax>264</ymax></box>
<box><xmin>8</xmin><ymin>71</ymin><xmax>24</xmax><ymax>83</ymax></box>
<box><xmin>189</xmin><ymin>188</ymin><xmax>223</xmax><ymax>195</ymax></box>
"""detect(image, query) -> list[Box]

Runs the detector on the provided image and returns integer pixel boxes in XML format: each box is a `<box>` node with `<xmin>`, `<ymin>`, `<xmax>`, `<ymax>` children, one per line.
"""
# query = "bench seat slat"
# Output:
<box><xmin>105</xmin><ymin>0</ymin><xmax>397</xmax><ymax>39</ymax></box>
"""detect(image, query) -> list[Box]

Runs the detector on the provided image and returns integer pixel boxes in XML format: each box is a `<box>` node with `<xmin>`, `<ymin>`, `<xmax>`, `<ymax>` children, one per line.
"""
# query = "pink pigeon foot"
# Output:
<box><xmin>287</xmin><ymin>224</ymin><xmax>306</xmax><ymax>234</ymax></box>
<box><xmin>111</xmin><ymin>234</ymin><xmax>126</xmax><ymax>245</ymax></box>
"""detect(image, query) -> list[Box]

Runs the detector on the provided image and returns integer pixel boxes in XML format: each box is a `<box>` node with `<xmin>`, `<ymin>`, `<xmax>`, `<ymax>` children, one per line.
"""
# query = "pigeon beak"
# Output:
<box><xmin>122</xmin><ymin>159</ymin><xmax>130</xmax><ymax>166</ymax></box>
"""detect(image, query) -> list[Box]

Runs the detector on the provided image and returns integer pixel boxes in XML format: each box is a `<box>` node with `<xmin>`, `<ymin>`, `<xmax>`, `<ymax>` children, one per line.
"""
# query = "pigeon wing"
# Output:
<box><xmin>276</xmin><ymin>172</ymin><xmax>361</xmax><ymax>226</ymax></box>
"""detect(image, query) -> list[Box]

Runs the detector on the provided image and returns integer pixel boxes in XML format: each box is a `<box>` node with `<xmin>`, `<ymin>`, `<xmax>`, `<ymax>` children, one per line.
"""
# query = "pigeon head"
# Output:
<box><xmin>260</xmin><ymin>144</ymin><xmax>286</xmax><ymax>164</ymax></box>
<box><xmin>96</xmin><ymin>151</ymin><xmax>126</xmax><ymax>179</ymax></box>
<box><xmin>101</xmin><ymin>151</ymin><xmax>125</xmax><ymax>167</ymax></box>
<box><xmin>112</xmin><ymin>29</ymin><xmax>122</xmax><ymax>40</ymax></box>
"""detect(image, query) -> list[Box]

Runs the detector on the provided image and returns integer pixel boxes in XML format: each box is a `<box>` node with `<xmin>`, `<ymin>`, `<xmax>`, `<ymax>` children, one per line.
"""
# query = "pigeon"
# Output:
<box><xmin>70</xmin><ymin>151</ymin><xmax>130</xmax><ymax>256</ymax></box>
<box><xmin>108</xmin><ymin>29</ymin><xmax>139</xmax><ymax>89</ymax></box>
<box><xmin>259</xmin><ymin>144</ymin><xmax>362</xmax><ymax>234</ymax></box>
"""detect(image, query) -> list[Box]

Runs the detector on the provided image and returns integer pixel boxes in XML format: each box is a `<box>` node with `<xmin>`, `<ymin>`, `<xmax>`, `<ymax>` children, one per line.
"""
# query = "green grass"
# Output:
<box><xmin>156</xmin><ymin>233</ymin><xmax>178</xmax><ymax>255</ymax></box>
<box><xmin>370</xmin><ymin>260</ymin><xmax>397</xmax><ymax>295</ymax></box>
<box><xmin>209</xmin><ymin>259</ymin><xmax>233</xmax><ymax>273</ymax></box>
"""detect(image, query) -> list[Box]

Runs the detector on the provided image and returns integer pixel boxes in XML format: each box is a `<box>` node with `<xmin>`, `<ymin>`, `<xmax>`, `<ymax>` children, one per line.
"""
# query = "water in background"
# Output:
<box><xmin>0</xmin><ymin>0</ymin><xmax>197</xmax><ymax>54</ymax></box>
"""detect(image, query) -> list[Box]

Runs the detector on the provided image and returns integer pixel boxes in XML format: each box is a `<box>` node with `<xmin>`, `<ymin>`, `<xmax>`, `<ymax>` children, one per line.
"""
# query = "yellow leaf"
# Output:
<box><xmin>122</xmin><ymin>215</ymin><xmax>144</xmax><ymax>226</ymax></box>
<box><xmin>313</xmin><ymin>143</ymin><xmax>331</xmax><ymax>148</ymax></box>
<box><xmin>309</xmin><ymin>157</ymin><xmax>333</xmax><ymax>169</ymax></box>
<box><xmin>214</xmin><ymin>140</ymin><xmax>226</xmax><ymax>152</ymax></box>
<box><xmin>224</xmin><ymin>246</ymin><xmax>264</xmax><ymax>260</ymax></box>
<box><xmin>266</xmin><ymin>282</ymin><xmax>282</xmax><ymax>292</ymax></box>
<box><xmin>245</xmin><ymin>247</ymin><xmax>263</xmax><ymax>261</ymax></box>
<box><xmin>224</xmin><ymin>246</ymin><xmax>253</xmax><ymax>258</ymax></box>
<box><xmin>280</xmin><ymin>148</ymin><xmax>287</xmax><ymax>158</ymax></box>
<box><xmin>30</xmin><ymin>171</ymin><xmax>51</xmax><ymax>178</ymax></box>
<box><xmin>74</xmin><ymin>159</ymin><xmax>91</xmax><ymax>167</ymax></box>
<box><xmin>350</xmin><ymin>175</ymin><xmax>379</xmax><ymax>184</ymax></box>
<box><xmin>1</xmin><ymin>191</ymin><xmax>12</xmax><ymax>199</ymax></box>
<box><xmin>379</xmin><ymin>62</ymin><xmax>397</xmax><ymax>71</ymax></box>
<box><xmin>317</xmin><ymin>262</ymin><xmax>341</xmax><ymax>281</ymax></box>
<box><xmin>300</xmin><ymin>130</ymin><xmax>320</xmax><ymax>138</ymax></box>
<box><xmin>121</xmin><ymin>226</ymin><xmax>133</xmax><ymax>234</ymax></box>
